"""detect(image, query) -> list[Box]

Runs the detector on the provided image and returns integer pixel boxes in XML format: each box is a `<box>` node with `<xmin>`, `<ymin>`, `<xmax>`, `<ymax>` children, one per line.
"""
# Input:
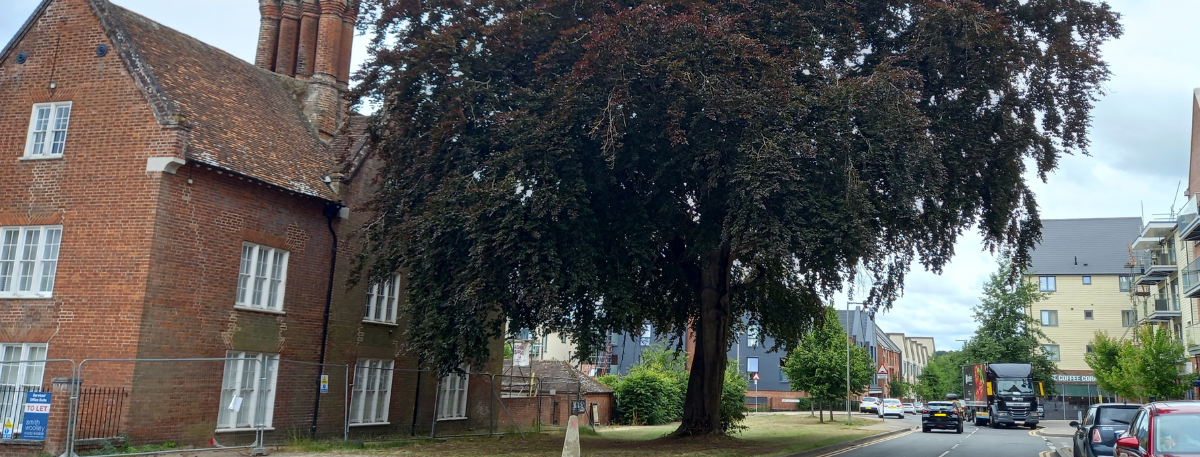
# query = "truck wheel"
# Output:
<box><xmin>922</xmin><ymin>427</ymin><xmax>929</xmax><ymax>433</ymax></box>
<box><xmin>990</xmin><ymin>419</ymin><xmax>998</xmax><ymax>429</ymax></box>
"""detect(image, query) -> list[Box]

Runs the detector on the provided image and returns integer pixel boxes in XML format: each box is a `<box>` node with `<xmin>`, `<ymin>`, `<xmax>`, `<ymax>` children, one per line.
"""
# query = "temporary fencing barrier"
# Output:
<box><xmin>0</xmin><ymin>357</ymin><xmax>600</xmax><ymax>457</ymax></box>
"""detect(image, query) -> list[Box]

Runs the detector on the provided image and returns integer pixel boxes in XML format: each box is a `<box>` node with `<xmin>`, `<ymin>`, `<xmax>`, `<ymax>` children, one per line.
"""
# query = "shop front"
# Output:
<box><xmin>1042</xmin><ymin>373</ymin><xmax>1116</xmax><ymax>422</ymax></box>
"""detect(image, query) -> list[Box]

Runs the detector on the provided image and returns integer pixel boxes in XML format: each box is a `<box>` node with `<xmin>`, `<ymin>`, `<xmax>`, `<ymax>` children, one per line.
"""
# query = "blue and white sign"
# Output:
<box><xmin>21</xmin><ymin>392</ymin><xmax>52</xmax><ymax>441</ymax></box>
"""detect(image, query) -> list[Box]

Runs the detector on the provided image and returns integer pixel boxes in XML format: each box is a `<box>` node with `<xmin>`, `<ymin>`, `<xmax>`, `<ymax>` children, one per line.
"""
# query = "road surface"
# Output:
<box><xmin>822</xmin><ymin>414</ymin><xmax>1065</xmax><ymax>457</ymax></box>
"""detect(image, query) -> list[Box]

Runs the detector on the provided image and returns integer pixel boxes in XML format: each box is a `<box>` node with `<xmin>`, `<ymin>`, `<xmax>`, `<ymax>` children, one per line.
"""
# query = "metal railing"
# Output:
<box><xmin>1182</xmin><ymin>257</ymin><xmax>1200</xmax><ymax>296</ymax></box>
<box><xmin>1136</xmin><ymin>247</ymin><xmax>1176</xmax><ymax>270</ymax></box>
<box><xmin>1152</xmin><ymin>293</ymin><xmax>1180</xmax><ymax>312</ymax></box>
<box><xmin>74</xmin><ymin>387</ymin><xmax>127</xmax><ymax>440</ymax></box>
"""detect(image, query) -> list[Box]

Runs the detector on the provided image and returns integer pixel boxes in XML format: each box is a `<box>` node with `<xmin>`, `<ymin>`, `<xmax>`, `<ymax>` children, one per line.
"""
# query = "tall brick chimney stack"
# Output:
<box><xmin>254</xmin><ymin>0</ymin><xmax>281</xmax><ymax>70</ymax></box>
<box><xmin>254</xmin><ymin>0</ymin><xmax>356</xmax><ymax>141</ymax></box>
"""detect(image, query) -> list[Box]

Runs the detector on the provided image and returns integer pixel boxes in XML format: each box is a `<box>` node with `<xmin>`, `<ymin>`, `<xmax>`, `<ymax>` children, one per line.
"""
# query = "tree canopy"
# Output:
<box><xmin>1089</xmin><ymin>326</ymin><xmax>1200</xmax><ymax>401</ymax></box>
<box><xmin>353</xmin><ymin>0</ymin><xmax>1121</xmax><ymax>435</ymax></box>
<box><xmin>782</xmin><ymin>307</ymin><xmax>874</xmax><ymax>422</ymax></box>
<box><xmin>962</xmin><ymin>260</ymin><xmax>1058</xmax><ymax>392</ymax></box>
<box><xmin>917</xmin><ymin>351</ymin><xmax>968</xmax><ymax>401</ymax></box>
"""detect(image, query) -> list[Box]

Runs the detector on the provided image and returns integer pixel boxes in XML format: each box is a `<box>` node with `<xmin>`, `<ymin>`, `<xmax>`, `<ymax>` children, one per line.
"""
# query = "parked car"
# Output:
<box><xmin>914</xmin><ymin>401</ymin><xmax>924</xmax><ymax>410</ymax></box>
<box><xmin>860</xmin><ymin>397</ymin><xmax>881</xmax><ymax>414</ymax></box>
<box><xmin>1113</xmin><ymin>401</ymin><xmax>1200</xmax><ymax>457</ymax></box>
<box><xmin>1070</xmin><ymin>403</ymin><xmax>1139</xmax><ymax>457</ymax></box>
<box><xmin>903</xmin><ymin>403</ymin><xmax>916</xmax><ymax>414</ymax></box>
<box><xmin>879</xmin><ymin>398</ymin><xmax>905</xmax><ymax>419</ymax></box>
<box><xmin>922</xmin><ymin>401</ymin><xmax>963</xmax><ymax>434</ymax></box>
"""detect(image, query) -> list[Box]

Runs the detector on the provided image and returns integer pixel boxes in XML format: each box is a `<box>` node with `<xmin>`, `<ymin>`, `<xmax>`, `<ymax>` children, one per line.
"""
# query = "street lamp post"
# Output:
<box><xmin>846</xmin><ymin>301</ymin><xmax>862</xmax><ymax>422</ymax></box>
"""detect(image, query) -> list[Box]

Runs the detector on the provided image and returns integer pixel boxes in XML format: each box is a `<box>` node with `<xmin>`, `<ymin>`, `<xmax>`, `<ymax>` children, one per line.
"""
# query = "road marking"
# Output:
<box><xmin>814</xmin><ymin>429</ymin><xmax>915</xmax><ymax>457</ymax></box>
<box><xmin>938</xmin><ymin>452</ymin><xmax>949</xmax><ymax>457</ymax></box>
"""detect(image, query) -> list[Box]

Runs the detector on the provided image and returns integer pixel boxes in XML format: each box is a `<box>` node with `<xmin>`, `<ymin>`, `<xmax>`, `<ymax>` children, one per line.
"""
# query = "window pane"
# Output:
<box><xmin>268</xmin><ymin>251</ymin><xmax>284</xmax><ymax>309</ymax></box>
<box><xmin>747</xmin><ymin>357</ymin><xmax>759</xmax><ymax>373</ymax></box>
<box><xmin>39</xmin><ymin>229</ymin><xmax>60</xmax><ymax>292</ymax></box>
<box><xmin>18</xmin><ymin>230</ymin><xmax>39</xmax><ymax>292</ymax></box>
<box><xmin>252</xmin><ymin>248</ymin><xmax>269</xmax><ymax>306</ymax></box>
<box><xmin>54</xmin><ymin>106</ymin><xmax>70</xmax><ymax>130</ymax></box>
<box><xmin>0</xmin><ymin>229</ymin><xmax>17</xmax><ymax>292</ymax></box>
<box><xmin>385</xmin><ymin>278</ymin><xmax>397</xmax><ymax>323</ymax></box>
<box><xmin>34</xmin><ymin>108</ymin><xmax>50</xmax><ymax>131</ymax></box>
<box><xmin>237</xmin><ymin>245</ymin><xmax>253</xmax><ymax>303</ymax></box>
<box><xmin>365</xmin><ymin>284</ymin><xmax>376</xmax><ymax>321</ymax></box>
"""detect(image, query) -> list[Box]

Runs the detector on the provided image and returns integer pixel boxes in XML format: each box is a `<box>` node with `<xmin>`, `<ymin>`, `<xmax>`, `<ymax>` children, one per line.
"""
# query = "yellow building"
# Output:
<box><xmin>1025</xmin><ymin>217</ymin><xmax>1142</xmax><ymax>411</ymax></box>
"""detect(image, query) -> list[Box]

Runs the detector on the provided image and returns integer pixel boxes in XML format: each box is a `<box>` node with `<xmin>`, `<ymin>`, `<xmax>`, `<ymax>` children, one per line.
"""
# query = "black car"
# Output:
<box><xmin>922</xmin><ymin>401</ymin><xmax>964</xmax><ymax>433</ymax></box>
<box><xmin>1070</xmin><ymin>403</ymin><xmax>1139</xmax><ymax>457</ymax></box>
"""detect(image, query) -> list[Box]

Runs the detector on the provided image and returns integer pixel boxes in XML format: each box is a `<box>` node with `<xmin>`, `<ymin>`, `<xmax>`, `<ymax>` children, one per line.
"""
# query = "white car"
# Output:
<box><xmin>879</xmin><ymin>398</ymin><xmax>905</xmax><ymax>419</ymax></box>
<box><xmin>903</xmin><ymin>403</ymin><xmax>916</xmax><ymax>414</ymax></box>
<box><xmin>914</xmin><ymin>401</ymin><xmax>924</xmax><ymax>410</ymax></box>
<box><xmin>860</xmin><ymin>397</ymin><xmax>881</xmax><ymax>414</ymax></box>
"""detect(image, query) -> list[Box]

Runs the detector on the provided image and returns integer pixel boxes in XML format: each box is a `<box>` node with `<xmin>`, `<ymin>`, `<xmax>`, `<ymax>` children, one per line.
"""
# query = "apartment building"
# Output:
<box><xmin>887</xmin><ymin>334</ymin><xmax>935</xmax><ymax>384</ymax></box>
<box><xmin>1026</xmin><ymin>217</ymin><xmax>1142</xmax><ymax>408</ymax></box>
<box><xmin>0</xmin><ymin>1</ymin><xmax>499</xmax><ymax>454</ymax></box>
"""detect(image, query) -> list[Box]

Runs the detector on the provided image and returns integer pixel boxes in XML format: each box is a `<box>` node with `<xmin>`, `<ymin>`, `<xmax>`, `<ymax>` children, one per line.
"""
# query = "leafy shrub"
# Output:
<box><xmin>595</xmin><ymin>373</ymin><xmax>621</xmax><ymax>390</ymax></box>
<box><xmin>615</xmin><ymin>369</ymin><xmax>680</xmax><ymax>425</ymax></box>
<box><xmin>721</xmin><ymin>360</ymin><xmax>748</xmax><ymax>434</ymax></box>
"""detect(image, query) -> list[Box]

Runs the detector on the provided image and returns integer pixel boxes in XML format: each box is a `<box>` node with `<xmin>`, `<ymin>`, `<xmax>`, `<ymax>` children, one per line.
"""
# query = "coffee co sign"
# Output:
<box><xmin>1052</xmin><ymin>374</ymin><xmax>1096</xmax><ymax>383</ymax></box>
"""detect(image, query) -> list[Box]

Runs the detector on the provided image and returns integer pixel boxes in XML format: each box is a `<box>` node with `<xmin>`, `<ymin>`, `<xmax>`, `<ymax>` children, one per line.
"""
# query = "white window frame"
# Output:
<box><xmin>436</xmin><ymin>365</ymin><xmax>469</xmax><ymax>421</ymax></box>
<box><xmin>746</xmin><ymin>325</ymin><xmax>760</xmax><ymax>348</ymax></box>
<box><xmin>1119</xmin><ymin>275</ymin><xmax>1131</xmax><ymax>292</ymax></box>
<box><xmin>217</xmin><ymin>351</ymin><xmax>279</xmax><ymax>431</ymax></box>
<box><xmin>23</xmin><ymin>102</ymin><xmax>72</xmax><ymax>158</ymax></box>
<box><xmin>747</xmin><ymin>357</ymin><xmax>759</xmax><ymax>374</ymax></box>
<box><xmin>1039</xmin><ymin>276</ymin><xmax>1056</xmax><ymax>292</ymax></box>
<box><xmin>0</xmin><ymin>226</ymin><xmax>62</xmax><ymax>298</ymax></box>
<box><xmin>0</xmin><ymin>343</ymin><xmax>47</xmax><ymax>434</ymax></box>
<box><xmin>1082</xmin><ymin>276</ymin><xmax>1091</xmax><ymax>285</ymax></box>
<box><xmin>235</xmin><ymin>243</ymin><xmax>289</xmax><ymax>312</ymax></box>
<box><xmin>349</xmin><ymin>359</ymin><xmax>393</xmax><ymax>426</ymax></box>
<box><xmin>364</xmin><ymin>274</ymin><xmax>400</xmax><ymax>324</ymax></box>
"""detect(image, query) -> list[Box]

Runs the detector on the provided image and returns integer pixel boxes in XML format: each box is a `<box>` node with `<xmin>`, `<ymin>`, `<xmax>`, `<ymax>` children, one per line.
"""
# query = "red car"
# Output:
<box><xmin>1114</xmin><ymin>401</ymin><xmax>1200</xmax><ymax>457</ymax></box>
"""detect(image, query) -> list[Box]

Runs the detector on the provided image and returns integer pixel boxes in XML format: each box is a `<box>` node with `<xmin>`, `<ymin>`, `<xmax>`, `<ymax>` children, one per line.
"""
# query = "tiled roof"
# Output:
<box><xmin>98</xmin><ymin>1</ymin><xmax>337</xmax><ymax>200</ymax></box>
<box><xmin>1027</xmin><ymin>217</ymin><xmax>1142</xmax><ymax>275</ymax></box>
<box><xmin>502</xmin><ymin>359</ymin><xmax>615</xmax><ymax>394</ymax></box>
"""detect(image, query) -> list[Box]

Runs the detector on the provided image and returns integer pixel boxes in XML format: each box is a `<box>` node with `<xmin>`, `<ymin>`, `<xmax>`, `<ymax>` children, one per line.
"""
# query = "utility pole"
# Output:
<box><xmin>847</xmin><ymin>301</ymin><xmax>862</xmax><ymax>422</ymax></box>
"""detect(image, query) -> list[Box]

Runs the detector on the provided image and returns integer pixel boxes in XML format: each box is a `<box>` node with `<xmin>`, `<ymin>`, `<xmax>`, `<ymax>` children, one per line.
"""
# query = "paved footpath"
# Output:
<box><xmin>807</xmin><ymin>415</ymin><xmax>1070</xmax><ymax>457</ymax></box>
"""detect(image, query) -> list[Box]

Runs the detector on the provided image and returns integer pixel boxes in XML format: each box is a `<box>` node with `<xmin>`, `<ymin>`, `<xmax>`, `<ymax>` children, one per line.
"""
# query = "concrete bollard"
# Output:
<box><xmin>562</xmin><ymin>415</ymin><xmax>581</xmax><ymax>457</ymax></box>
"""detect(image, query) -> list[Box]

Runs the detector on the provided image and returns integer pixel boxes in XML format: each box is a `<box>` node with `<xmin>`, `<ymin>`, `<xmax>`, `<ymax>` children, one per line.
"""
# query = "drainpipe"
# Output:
<box><xmin>311</xmin><ymin>202</ymin><xmax>344</xmax><ymax>439</ymax></box>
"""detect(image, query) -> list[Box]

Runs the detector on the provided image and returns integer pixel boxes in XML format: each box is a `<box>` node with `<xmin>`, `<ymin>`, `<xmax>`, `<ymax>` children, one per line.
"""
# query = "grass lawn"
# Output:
<box><xmin>275</xmin><ymin>414</ymin><xmax>883</xmax><ymax>457</ymax></box>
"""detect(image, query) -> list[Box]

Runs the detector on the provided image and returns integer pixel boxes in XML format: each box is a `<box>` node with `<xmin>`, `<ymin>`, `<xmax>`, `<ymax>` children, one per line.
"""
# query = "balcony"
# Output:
<box><xmin>1140</xmin><ymin>218</ymin><xmax>1179</xmax><ymax>239</ymax></box>
<box><xmin>1141</xmin><ymin>292</ymin><xmax>1181</xmax><ymax>322</ymax></box>
<box><xmin>1186</xmin><ymin>326</ymin><xmax>1200</xmax><ymax>355</ymax></box>
<box><xmin>1134</xmin><ymin>247</ymin><xmax>1177</xmax><ymax>285</ymax></box>
<box><xmin>1179</xmin><ymin>197</ymin><xmax>1200</xmax><ymax>241</ymax></box>
<box><xmin>1184</xmin><ymin>257</ymin><xmax>1200</xmax><ymax>298</ymax></box>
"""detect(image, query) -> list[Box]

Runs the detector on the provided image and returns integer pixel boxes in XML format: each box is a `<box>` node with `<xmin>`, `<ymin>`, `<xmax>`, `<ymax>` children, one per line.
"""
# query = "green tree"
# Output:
<box><xmin>354</xmin><ymin>0</ymin><xmax>1120</xmax><ymax>435</ymax></box>
<box><xmin>917</xmin><ymin>351</ymin><xmax>967</xmax><ymax>401</ymax></box>
<box><xmin>1121</xmin><ymin>325</ymin><xmax>1198</xmax><ymax>401</ymax></box>
<box><xmin>783</xmin><ymin>307</ymin><xmax>874</xmax><ymax>422</ymax></box>
<box><xmin>962</xmin><ymin>261</ymin><xmax>1058</xmax><ymax>393</ymax></box>
<box><xmin>1085</xmin><ymin>331</ymin><xmax>1138</xmax><ymax>400</ymax></box>
<box><xmin>888</xmin><ymin>378</ymin><xmax>915</xmax><ymax>400</ymax></box>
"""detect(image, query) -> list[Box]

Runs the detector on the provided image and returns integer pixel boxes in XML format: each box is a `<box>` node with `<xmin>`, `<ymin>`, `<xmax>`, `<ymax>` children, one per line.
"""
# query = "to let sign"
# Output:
<box><xmin>21</xmin><ymin>392</ymin><xmax>51</xmax><ymax>441</ymax></box>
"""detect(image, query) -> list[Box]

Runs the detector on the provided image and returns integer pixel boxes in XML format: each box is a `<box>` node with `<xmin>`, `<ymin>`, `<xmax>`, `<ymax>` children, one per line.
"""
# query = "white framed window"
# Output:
<box><xmin>0</xmin><ymin>343</ymin><xmax>47</xmax><ymax>434</ymax></box>
<box><xmin>217</xmin><ymin>351</ymin><xmax>279</xmax><ymax>431</ymax></box>
<box><xmin>1122</xmin><ymin>310</ymin><xmax>1136</xmax><ymax>327</ymax></box>
<box><xmin>350</xmin><ymin>359</ymin><xmax>393</xmax><ymax>425</ymax></box>
<box><xmin>1082</xmin><ymin>276</ymin><xmax>1091</xmax><ymax>285</ymax></box>
<box><xmin>437</xmin><ymin>365</ymin><xmax>469</xmax><ymax>421</ymax></box>
<box><xmin>364</xmin><ymin>274</ymin><xmax>400</xmax><ymax>324</ymax></box>
<box><xmin>24</xmin><ymin>102</ymin><xmax>71</xmax><ymax>158</ymax></box>
<box><xmin>1040</xmin><ymin>310</ymin><xmax>1058</xmax><ymax>327</ymax></box>
<box><xmin>1042</xmin><ymin>345</ymin><xmax>1060</xmax><ymax>361</ymax></box>
<box><xmin>1039</xmin><ymin>276</ymin><xmax>1056</xmax><ymax>292</ymax></box>
<box><xmin>235</xmin><ymin>243</ymin><xmax>289</xmax><ymax>312</ymax></box>
<box><xmin>0</xmin><ymin>226</ymin><xmax>62</xmax><ymax>298</ymax></box>
<box><xmin>1119</xmin><ymin>275</ymin><xmax>1131</xmax><ymax>292</ymax></box>
<box><xmin>747</xmin><ymin>357</ymin><xmax>759</xmax><ymax>373</ymax></box>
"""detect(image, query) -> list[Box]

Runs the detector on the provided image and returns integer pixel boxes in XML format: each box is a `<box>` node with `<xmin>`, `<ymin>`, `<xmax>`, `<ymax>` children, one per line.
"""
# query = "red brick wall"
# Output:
<box><xmin>744</xmin><ymin>389</ymin><xmax>813</xmax><ymax>411</ymax></box>
<box><xmin>500</xmin><ymin>393</ymin><xmax>613</xmax><ymax>428</ymax></box>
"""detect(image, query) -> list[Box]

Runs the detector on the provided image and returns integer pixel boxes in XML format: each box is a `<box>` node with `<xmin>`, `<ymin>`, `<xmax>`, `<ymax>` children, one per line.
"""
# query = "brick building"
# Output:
<box><xmin>0</xmin><ymin>0</ymin><xmax>499</xmax><ymax>455</ymax></box>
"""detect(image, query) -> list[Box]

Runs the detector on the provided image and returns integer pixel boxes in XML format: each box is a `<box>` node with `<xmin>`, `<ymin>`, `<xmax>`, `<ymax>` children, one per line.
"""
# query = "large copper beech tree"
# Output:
<box><xmin>352</xmin><ymin>0</ymin><xmax>1121</xmax><ymax>436</ymax></box>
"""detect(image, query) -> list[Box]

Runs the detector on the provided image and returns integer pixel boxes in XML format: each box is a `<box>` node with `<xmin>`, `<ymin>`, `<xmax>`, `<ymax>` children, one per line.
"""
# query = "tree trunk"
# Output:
<box><xmin>674</xmin><ymin>245</ymin><xmax>733</xmax><ymax>436</ymax></box>
<box><xmin>819</xmin><ymin>402</ymin><xmax>824</xmax><ymax>423</ymax></box>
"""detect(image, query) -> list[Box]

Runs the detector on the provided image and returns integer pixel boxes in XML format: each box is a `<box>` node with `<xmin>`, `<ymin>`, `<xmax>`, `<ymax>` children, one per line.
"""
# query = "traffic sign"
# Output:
<box><xmin>751</xmin><ymin>372</ymin><xmax>760</xmax><ymax>381</ymax></box>
<box><xmin>876</xmin><ymin>365</ymin><xmax>888</xmax><ymax>375</ymax></box>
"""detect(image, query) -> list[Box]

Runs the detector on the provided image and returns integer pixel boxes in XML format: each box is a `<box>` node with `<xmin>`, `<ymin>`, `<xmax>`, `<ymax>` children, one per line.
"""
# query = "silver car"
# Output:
<box><xmin>903</xmin><ymin>403</ymin><xmax>916</xmax><ymax>414</ymax></box>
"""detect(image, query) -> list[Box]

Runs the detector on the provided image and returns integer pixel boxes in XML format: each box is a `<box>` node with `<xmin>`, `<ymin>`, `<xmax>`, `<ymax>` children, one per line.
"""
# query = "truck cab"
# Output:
<box><xmin>963</xmin><ymin>362</ymin><xmax>1044</xmax><ymax>428</ymax></box>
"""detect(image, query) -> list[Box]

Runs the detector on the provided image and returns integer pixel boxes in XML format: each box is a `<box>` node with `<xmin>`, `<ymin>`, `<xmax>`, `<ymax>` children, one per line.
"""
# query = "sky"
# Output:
<box><xmin>3</xmin><ymin>1</ymin><xmax>1197</xmax><ymax>352</ymax></box>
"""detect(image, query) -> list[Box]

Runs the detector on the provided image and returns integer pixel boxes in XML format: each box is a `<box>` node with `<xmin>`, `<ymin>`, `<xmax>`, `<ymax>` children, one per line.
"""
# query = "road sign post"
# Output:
<box><xmin>751</xmin><ymin>372</ymin><xmax>761</xmax><ymax>412</ymax></box>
